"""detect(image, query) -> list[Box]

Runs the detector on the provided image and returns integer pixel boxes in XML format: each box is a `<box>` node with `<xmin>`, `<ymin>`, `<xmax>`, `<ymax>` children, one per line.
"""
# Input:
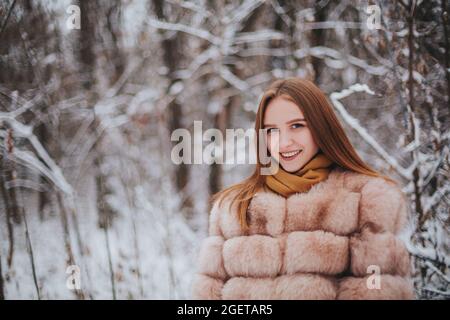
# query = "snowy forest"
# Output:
<box><xmin>0</xmin><ymin>0</ymin><xmax>449</xmax><ymax>299</ymax></box>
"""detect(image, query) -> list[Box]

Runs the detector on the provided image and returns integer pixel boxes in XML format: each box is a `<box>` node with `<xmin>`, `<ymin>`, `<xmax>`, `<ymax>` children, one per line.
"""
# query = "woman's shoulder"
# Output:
<box><xmin>351</xmin><ymin>174</ymin><xmax>408</xmax><ymax>234</ymax></box>
<box><xmin>330</xmin><ymin>166</ymin><xmax>402</xmax><ymax>193</ymax></box>
<box><xmin>327</xmin><ymin>167</ymin><xmax>408</xmax><ymax>233</ymax></box>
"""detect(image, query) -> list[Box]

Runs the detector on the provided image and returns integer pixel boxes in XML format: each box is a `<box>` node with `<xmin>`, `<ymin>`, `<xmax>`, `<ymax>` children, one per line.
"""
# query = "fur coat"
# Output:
<box><xmin>191</xmin><ymin>167</ymin><xmax>415</xmax><ymax>300</ymax></box>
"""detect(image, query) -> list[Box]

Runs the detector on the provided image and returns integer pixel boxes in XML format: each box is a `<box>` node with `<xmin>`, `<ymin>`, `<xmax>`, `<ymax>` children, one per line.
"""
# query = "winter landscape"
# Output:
<box><xmin>0</xmin><ymin>0</ymin><xmax>448</xmax><ymax>299</ymax></box>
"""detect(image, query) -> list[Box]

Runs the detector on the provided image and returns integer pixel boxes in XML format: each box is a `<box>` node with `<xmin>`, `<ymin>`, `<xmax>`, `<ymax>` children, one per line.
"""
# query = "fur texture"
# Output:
<box><xmin>192</xmin><ymin>167</ymin><xmax>415</xmax><ymax>300</ymax></box>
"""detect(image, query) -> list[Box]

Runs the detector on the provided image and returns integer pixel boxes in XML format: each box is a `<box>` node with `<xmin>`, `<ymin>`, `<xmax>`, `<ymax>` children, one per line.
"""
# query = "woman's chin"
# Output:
<box><xmin>280</xmin><ymin>162</ymin><xmax>303</xmax><ymax>173</ymax></box>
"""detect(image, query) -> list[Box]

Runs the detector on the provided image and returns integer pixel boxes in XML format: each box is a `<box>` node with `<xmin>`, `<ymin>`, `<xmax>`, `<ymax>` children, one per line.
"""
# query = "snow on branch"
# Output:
<box><xmin>425</xmin><ymin>261</ymin><xmax>450</xmax><ymax>284</ymax></box>
<box><xmin>234</xmin><ymin>47</ymin><xmax>289</xmax><ymax>58</ymax></box>
<box><xmin>233</xmin><ymin>30</ymin><xmax>285</xmax><ymax>44</ymax></box>
<box><xmin>329</xmin><ymin>84</ymin><xmax>412</xmax><ymax>180</ymax></box>
<box><xmin>303</xmin><ymin>21</ymin><xmax>364</xmax><ymax>30</ymax></box>
<box><xmin>224</xmin><ymin>0</ymin><xmax>264</xmax><ymax>25</ymax></box>
<box><xmin>148</xmin><ymin>1</ymin><xmax>273</xmax><ymax>56</ymax></box>
<box><xmin>423</xmin><ymin>182</ymin><xmax>450</xmax><ymax>213</ymax></box>
<box><xmin>219</xmin><ymin>66</ymin><xmax>250</xmax><ymax>92</ymax></box>
<box><xmin>405</xmin><ymin>239</ymin><xmax>450</xmax><ymax>268</ymax></box>
<box><xmin>295</xmin><ymin>46</ymin><xmax>388</xmax><ymax>76</ymax></box>
<box><xmin>421</xmin><ymin>287</ymin><xmax>450</xmax><ymax>297</ymax></box>
<box><xmin>147</xmin><ymin>18</ymin><xmax>221</xmax><ymax>46</ymax></box>
<box><xmin>0</xmin><ymin>87</ymin><xmax>44</xmax><ymax>118</ymax></box>
<box><xmin>166</xmin><ymin>0</ymin><xmax>213</xmax><ymax>18</ymax></box>
<box><xmin>0</xmin><ymin>114</ymin><xmax>73</xmax><ymax>195</ymax></box>
<box><xmin>174</xmin><ymin>46</ymin><xmax>220</xmax><ymax>79</ymax></box>
<box><xmin>269</xmin><ymin>0</ymin><xmax>293</xmax><ymax>27</ymax></box>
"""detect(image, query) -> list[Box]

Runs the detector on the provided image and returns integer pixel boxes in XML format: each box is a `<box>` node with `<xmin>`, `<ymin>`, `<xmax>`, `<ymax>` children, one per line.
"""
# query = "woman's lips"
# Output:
<box><xmin>280</xmin><ymin>150</ymin><xmax>302</xmax><ymax>161</ymax></box>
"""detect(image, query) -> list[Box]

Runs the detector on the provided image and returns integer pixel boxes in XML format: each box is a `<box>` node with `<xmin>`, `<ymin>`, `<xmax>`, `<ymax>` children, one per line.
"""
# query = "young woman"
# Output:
<box><xmin>191</xmin><ymin>78</ymin><xmax>415</xmax><ymax>300</ymax></box>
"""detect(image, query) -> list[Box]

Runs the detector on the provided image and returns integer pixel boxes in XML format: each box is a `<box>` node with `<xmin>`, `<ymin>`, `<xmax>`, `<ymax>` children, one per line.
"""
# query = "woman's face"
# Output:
<box><xmin>263</xmin><ymin>95</ymin><xmax>319</xmax><ymax>173</ymax></box>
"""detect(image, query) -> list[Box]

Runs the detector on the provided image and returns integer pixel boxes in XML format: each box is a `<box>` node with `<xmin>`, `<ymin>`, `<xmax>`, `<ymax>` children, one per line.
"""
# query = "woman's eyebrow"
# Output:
<box><xmin>263</xmin><ymin>118</ymin><xmax>306</xmax><ymax>128</ymax></box>
<box><xmin>286</xmin><ymin>118</ymin><xmax>306</xmax><ymax>123</ymax></box>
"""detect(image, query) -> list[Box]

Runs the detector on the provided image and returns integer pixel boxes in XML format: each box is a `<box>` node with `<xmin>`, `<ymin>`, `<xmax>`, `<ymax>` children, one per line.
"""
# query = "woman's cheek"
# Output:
<box><xmin>298</xmin><ymin>131</ymin><xmax>315</xmax><ymax>150</ymax></box>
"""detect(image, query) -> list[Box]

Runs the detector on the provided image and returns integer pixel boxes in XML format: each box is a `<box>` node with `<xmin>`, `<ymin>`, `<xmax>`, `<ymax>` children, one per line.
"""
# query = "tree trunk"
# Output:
<box><xmin>152</xmin><ymin>0</ymin><xmax>193</xmax><ymax>218</ymax></box>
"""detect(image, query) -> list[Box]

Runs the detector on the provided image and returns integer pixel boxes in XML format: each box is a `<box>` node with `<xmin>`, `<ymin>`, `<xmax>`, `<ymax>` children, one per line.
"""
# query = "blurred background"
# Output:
<box><xmin>0</xmin><ymin>0</ymin><xmax>448</xmax><ymax>299</ymax></box>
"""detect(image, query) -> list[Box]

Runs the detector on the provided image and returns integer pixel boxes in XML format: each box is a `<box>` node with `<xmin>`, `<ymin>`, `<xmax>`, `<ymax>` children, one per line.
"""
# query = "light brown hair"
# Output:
<box><xmin>211</xmin><ymin>77</ymin><xmax>397</xmax><ymax>232</ymax></box>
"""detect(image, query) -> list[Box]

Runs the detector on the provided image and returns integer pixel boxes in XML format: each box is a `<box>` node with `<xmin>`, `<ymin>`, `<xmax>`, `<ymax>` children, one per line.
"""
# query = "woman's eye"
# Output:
<box><xmin>292</xmin><ymin>123</ymin><xmax>304</xmax><ymax>129</ymax></box>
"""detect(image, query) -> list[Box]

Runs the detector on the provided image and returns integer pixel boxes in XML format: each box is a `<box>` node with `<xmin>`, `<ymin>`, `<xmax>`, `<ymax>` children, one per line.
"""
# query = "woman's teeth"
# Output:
<box><xmin>280</xmin><ymin>150</ymin><xmax>302</xmax><ymax>160</ymax></box>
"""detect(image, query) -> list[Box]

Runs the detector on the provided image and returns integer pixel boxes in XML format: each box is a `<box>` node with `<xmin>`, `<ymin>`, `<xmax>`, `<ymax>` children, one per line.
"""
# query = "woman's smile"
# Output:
<box><xmin>280</xmin><ymin>149</ymin><xmax>303</xmax><ymax>161</ymax></box>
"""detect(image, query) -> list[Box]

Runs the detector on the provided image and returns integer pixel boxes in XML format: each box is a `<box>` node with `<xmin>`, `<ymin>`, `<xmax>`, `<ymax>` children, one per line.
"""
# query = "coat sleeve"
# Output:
<box><xmin>337</xmin><ymin>178</ymin><xmax>416</xmax><ymax>300</ymax></box>
<box><xmin>191</xmin><ymin>200</ymin><xmax>229</xmax><ymax>299</ymax></box>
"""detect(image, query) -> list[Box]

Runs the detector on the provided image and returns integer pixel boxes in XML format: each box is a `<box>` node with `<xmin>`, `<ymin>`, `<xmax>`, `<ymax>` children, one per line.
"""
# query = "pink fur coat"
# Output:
<box><xmin>191</xmin><ymin>167</ymin><xmax>415</xmax><ymax>299</ymax></box>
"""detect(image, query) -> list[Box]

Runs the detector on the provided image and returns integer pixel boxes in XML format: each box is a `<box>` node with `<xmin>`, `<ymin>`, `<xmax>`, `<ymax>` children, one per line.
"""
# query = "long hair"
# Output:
<box><xmin>211</xmin><ymin>77</ymin><xmax>397</xmax><ymax>232</ymax></box>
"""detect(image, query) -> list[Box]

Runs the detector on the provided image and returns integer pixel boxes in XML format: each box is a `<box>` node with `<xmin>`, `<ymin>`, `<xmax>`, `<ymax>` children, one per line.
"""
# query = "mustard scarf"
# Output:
<box><xmin>265</xmin><ymin>151</ymin><xmax>334</xmax><ymax>197</ymax></box>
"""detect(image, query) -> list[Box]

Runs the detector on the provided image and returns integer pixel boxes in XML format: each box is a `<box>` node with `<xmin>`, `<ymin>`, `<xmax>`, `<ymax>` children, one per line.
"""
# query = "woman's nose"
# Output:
<box><xmin>279</xmin><ymin>130</ymin><xmax>293</xmax><ymax>150</ymax></box>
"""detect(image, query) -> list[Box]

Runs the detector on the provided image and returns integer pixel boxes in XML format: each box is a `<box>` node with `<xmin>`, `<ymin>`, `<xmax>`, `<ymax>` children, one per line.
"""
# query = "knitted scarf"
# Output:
<box><xmin>265</xmin><ymin>151</ymin><xmax>334</xmax><ymax>197</ymax></box>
